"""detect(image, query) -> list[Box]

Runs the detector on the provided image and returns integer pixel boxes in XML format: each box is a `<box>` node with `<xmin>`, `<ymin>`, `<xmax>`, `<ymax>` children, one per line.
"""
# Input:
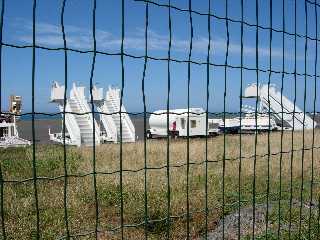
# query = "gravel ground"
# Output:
<box><xmin>205</xmin><ymin>204</ymin><xmax>271</xmax><ymax>240</ymax></box>
<box><xmin>203</xmin><ymin>200</ymin><xmax>319</xmax><ymax>240</ymax></box>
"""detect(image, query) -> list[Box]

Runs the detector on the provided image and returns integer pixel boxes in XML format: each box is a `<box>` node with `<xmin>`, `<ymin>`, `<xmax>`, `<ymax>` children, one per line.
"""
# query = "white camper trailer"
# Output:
<box><xmin>147</xmin><ymin>108</ymin><xmax>218</xmax><ymax>138</ymax></box>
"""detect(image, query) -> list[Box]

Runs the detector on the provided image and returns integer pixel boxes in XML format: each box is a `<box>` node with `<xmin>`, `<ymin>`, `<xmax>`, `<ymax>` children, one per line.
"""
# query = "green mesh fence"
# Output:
<box><xmin>0</xmin><ymin>0</ymin><xmax>320</xmax><ymax>239</ymax></box>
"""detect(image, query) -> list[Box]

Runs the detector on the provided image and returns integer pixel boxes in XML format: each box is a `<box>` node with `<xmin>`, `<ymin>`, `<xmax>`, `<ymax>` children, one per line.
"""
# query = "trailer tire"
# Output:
<box><xmin>174</xmin><ymin>133</ymin><xmax>179</xmax><ymax>139</ymax></box>
<box><xmin>147</xmin><ymin>131</ymin><xmax>152</xmax><ymax>139</ymax></box>
<box><xmin>169</xmin><ymin>131</ymin><xmax>179</xmax><ymax>139</ymax></box>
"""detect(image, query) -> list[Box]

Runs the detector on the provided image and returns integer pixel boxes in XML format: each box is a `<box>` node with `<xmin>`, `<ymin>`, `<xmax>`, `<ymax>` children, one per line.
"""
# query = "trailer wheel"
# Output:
<box><xmin>169</xmin><ymin>131</ymin><xmax>179</xmax><ymax>139</ymax></box>
<box><xmin>173</xmin><ymin>133</ymin><xmax>179</xmax><ymax>139</ymax></box>
<box><xmin>147</xmin><ymin>131</ymin><xmax>152</xmax><ymax>139</ymax></box>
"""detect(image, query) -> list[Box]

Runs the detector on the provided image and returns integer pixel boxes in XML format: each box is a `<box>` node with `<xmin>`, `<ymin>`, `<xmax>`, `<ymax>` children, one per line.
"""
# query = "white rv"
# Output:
<box><xmin>147</xmin><ymin>108</ymin><xmax>219</xmax><ymax>138</ymax></box>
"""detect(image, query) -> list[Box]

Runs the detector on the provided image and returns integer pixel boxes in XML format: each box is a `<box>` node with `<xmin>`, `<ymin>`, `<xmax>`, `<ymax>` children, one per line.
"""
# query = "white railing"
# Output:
<box><xmin>98</xmin><ymin>103</ymin><xmax>118</xmax><ymax>142</ymax></box>
<box><xmin>70</xmin><ymin>84</ymin><xmax>100</xmax><ymax>143</ymax></box>
<box><xmin>106</xmin><ymin>88</ymin><xmax>135</xmax><ymax>141</ymax></box>
<box><xmin>58</xmin><ymin>103</ymin><xmax>81</xmax><ymax>146</ymax></box>
<box><xmin>92</xmin><ymin>85</ymin><xmax>118</xmax><ymax>142</ymax></box>
<box><xmin>259</xmin><ymin>85</ymin><xmax>315</xmax><ymax>130</ymax></box>
<box><xmin>120</xmin><ymin>105</ymin><xmax>135</xmax><ymax>140</ymax></box>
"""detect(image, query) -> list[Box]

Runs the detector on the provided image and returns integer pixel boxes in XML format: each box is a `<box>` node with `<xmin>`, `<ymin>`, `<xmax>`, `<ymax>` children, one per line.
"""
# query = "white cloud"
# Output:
<box><xmin>11</xmin><ymin>18</ymin><xmax>299</xmax><ymax>60</ymax></box>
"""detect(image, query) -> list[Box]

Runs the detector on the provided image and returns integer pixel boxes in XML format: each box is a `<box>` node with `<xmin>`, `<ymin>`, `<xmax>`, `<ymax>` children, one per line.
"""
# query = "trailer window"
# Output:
<box><xmin>209</xmin><ymin>122</ymin><xmax>219</xmax><ymax>129</ymax></box>
<box><xmin>181</xmin><ymin>118</ymin><xmax>186</xmax><ymax>129</ymax></box>
<box><xmin>191</xmin><ymin>120</ymin><xmax>196</xmax><ymax>128</ymax></box>
<box><xmin>0</xmin><ymin>127</ymin><xmax>8</xmax><ymax>137</ymax></box>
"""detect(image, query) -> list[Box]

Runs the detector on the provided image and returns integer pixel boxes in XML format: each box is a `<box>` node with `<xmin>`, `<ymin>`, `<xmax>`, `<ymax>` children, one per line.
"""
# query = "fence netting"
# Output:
<box><xmin>0</xmin><ymin>0</ymin><xmax>320</xmax><ymax>239</ymax></box>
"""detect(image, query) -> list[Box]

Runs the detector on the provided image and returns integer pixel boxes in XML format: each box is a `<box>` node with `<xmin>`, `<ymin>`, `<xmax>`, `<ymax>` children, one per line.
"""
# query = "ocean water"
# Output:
<box><xmin>20</xmin><ymin>114</ymin><xmax>61</xmax><ymax>120</ymax></box>
<box><xmin>18</xmin><ymin>112</ymin><xmax>320</xmax><ymax>121</ymax></box>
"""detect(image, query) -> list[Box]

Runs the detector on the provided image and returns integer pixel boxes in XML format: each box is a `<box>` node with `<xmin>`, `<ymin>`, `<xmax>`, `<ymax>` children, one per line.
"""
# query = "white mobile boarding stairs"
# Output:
<box><xmin>92</xmin><ymin>86</ymin><xmax>118</xmax><ymax>142</ymax></box>
<box><xmin>244</xmin><ymin>84</ymin><xmax>317</xmax><ymax>130</ymax></box>
<box><xmin>93</xmin><ymin>86</ymin><xmax>135</xmax><ymax>142</ymax></box>
<box><xmin>50</xmin><ymin>82</ymin><xmax>100</xmax><ymax>146</ymax></box>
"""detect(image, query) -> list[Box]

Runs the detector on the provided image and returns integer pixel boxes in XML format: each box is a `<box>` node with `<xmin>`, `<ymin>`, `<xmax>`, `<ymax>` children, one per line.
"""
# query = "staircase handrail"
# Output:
<box><xmin>259</xmin><ymin>85</ymin><xmax>315</xmax><ymax>129</ymax></box>
<box><xmin>59</xmin><ymin>103</ymin><xmax>81</xmax><ymax>146</ymax></box>
<box><xmin>98</xmin><ymin>102</ymin><xmax>118</xmax><ymax>142</ymax></box>
<box><xmin>120</xmin><ymin>105</ymin><xmax>135</xmax><ymax>139</ymax></box>
<box><xmin>71</xmin><ymin>85</ymin><xmax>100</xmax><ymax>142</ymax></box>
<box><xmin>107</xmin><ymin>89</ymin><xmax>135</xmax><ymax>141</ymax></box>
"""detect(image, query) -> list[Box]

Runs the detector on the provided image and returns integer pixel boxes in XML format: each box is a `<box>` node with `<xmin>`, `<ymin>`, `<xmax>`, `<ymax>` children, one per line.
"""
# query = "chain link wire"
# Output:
<box><xmin>0</xmin><ymin>0</ymin><xmax>319</xmax><ymax>239</ymax></box>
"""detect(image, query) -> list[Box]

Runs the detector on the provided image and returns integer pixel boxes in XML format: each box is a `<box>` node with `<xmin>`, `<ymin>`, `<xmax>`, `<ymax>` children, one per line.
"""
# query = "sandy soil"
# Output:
<box><xmin>17</xmin><ymin>117</ymin><xmax>147</xmax><ymax>143</ymax></box>
<box><xmin>16</xmin><ymin>114</ymin><xmax>320</xmax><ymax>144</ymax></box>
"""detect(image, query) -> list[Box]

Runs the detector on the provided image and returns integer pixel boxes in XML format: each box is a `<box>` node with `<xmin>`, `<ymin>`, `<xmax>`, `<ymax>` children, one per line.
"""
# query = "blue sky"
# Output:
<box><xmin>1</xmin><ymin>0</ymin><xmax>319</xmax><ymax>113</ymax></box>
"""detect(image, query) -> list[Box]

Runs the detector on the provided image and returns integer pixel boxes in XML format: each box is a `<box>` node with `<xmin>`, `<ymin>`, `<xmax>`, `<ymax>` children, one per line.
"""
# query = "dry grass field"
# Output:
<box><xmin>1</xmin><ymin>129</ymin><xmax>320</xmax><ymax>239</ymax></box>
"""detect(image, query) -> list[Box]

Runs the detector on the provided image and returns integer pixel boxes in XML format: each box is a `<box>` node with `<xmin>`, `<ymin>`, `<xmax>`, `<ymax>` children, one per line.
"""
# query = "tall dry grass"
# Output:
<box><xmin>1</xmin><ymin>129</ymin><xmax>320</xmax><ymax>239</ymax></box>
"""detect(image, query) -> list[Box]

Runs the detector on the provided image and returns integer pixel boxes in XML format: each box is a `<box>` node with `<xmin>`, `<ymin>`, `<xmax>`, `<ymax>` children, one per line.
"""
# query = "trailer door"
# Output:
<box><xmin>189</xmin><ymin>118</ymin><xmax>198</xmax><ymax>136</ymax></box>
<box><xmin>178</xmin><ymin>117</ymin><xmax>187</xmax><ymax>136</ymax></box>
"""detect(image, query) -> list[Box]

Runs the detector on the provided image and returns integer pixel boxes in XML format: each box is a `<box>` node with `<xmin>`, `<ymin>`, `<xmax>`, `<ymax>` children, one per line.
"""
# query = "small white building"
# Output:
<box><xmin>147</xmin><ymin>108</ymin><xmax>219</xmax><ymax>138</ymax></box>
<box><xmin>0</xmin><ymin>115</ymin><xmax>30</xmax><ymax>148</ymax></box>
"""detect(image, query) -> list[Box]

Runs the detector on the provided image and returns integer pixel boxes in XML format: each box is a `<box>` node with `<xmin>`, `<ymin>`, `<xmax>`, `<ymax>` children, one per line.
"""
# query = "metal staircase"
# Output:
<box><xmin>69</xmin><ymin>84</ymin><xmax>100</xmax><ymax>146</ymax></box>
<box><xmin>93</xmin><ymin>86</ymin><xmax>135</xmax><ymax>143</ymax></box>
<box><xmin>92</xmin><ymin>86</ymin><xmax>118</xmax><ymax>142</ymax></box>
<box><xmin>244</xmin><ymin>84</ymin><xmax>317</xmax><ymax>130</ymax></box>
<box><xmin>50</xmin><ymin>82</ymin><xmax>135</xmax><ymax>146</ymax></box>
<box><xmin>50</xmin><ymin>82</ymin><xmax>81</xmax><ymax>146</ymax></box>
<box><xmin>105</xmin><ymin>87</ymin><xmax>136</xmax><ymax>142</ymax></box>
<box><xmin>50</xmin><ymin>82</ymin><xmax>100</xmax><ymax>146</ymax></box>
